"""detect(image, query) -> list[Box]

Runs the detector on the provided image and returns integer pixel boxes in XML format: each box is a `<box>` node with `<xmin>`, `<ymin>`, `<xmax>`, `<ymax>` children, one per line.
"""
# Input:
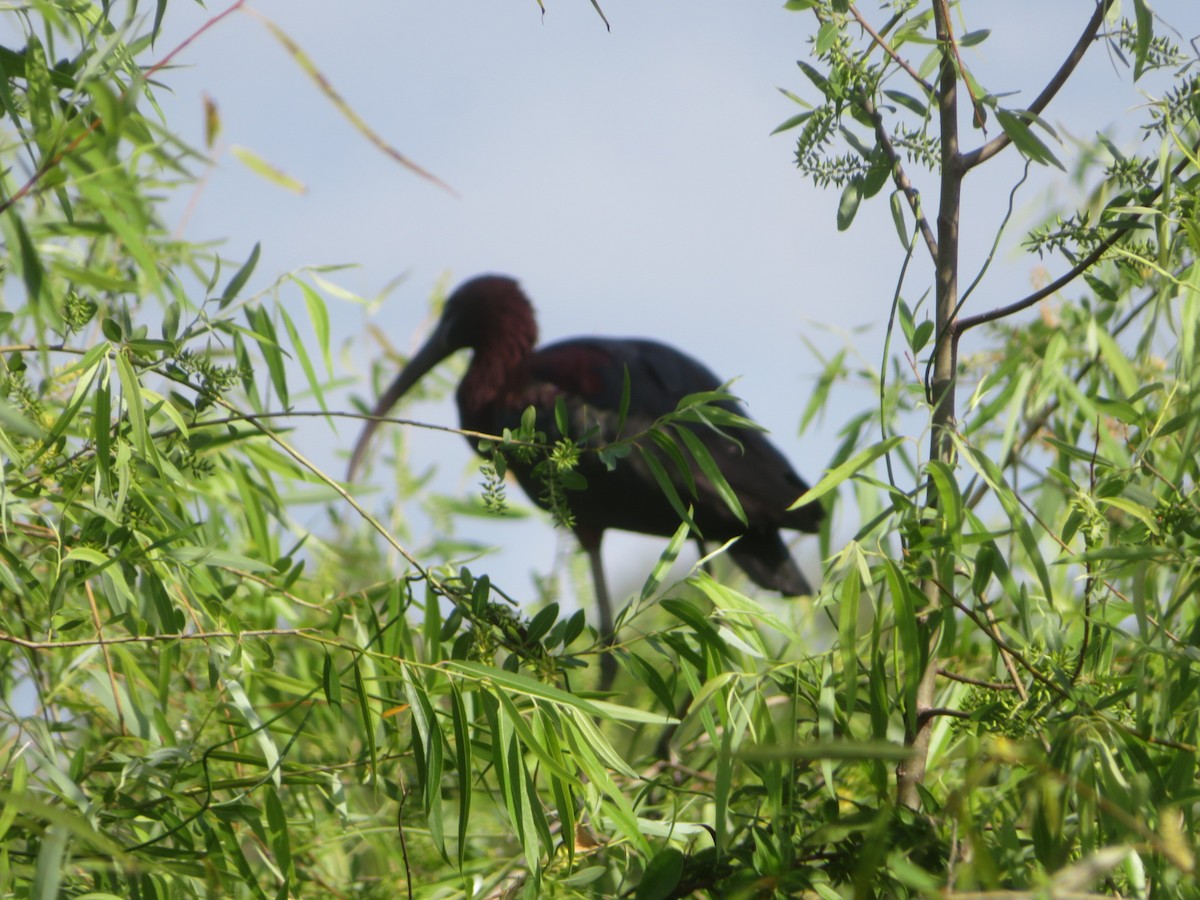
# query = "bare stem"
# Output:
<box><xmin>897</xmin><ymin>0</ymin><xmax>961</xmax><ymax>811</ymax></box>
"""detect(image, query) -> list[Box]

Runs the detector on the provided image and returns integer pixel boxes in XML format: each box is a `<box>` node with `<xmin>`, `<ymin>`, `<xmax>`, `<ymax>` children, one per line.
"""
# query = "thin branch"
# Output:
<box><xmin>0</xmin><ymin>627</ymin><xmax>317</xmax><ymax>651</ymax></box>
<box><xmin>936</xmin><ymin>667</ymin><xmax>1017</xmax><ymax>691</ymax></box>
<box><xmin>961</xmin><ymin>0</ymin><xmax>1116</xmax><ymax>171</ymax></box>
<box><xmin>934</xmin><ymin>0</ymin><xmax>988</xmax><ymax>130</ymax></box>
<box><xmin>983</xmin><ymin>601</ymin><xmax>1029</xmax><ymax>703</ymax></box>
<box><xmin>956</xmin><ymin>131</ymin><xmax>1199</xmax><ymax>337</ymax></box>
<box><xmin>964</xmin><ymin>284</ymin><xmax>1160</xmax><ymax>511</ymax></box>
<box><xmin>916</xmin><ymin>706</ymin><xmax>973</xmax><ymax>727</ymax></box>
<box><xmin>923</xmin><ymin>160</ymin><xmax>1030</xmax><ymax>400</ymax></box>
<box><xmin>849</xmin><ymin>4</ymin><xmax>934</xmax><ymax>95</ymax></box>
<box><xmin>863</xmin><ymin>94</ymin><xmax>939</xmax><ymax>263</ymax></box>
<box><xmin>85</xmin><ymin>580</ymin><xmax>126</xmax><ymax>734</ymax></box>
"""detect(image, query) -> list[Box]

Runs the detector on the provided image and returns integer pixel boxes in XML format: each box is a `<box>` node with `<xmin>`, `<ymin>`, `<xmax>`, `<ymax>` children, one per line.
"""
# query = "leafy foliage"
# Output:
<box><xmin>2</xmin><ymin>2</ymin><xmax>1200</xmax><ymax>899</ymax></box>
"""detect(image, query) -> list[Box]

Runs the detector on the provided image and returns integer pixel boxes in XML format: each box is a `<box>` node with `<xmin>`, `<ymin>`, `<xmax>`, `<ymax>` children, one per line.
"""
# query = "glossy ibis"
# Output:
<box><xmin>348</xmin><ymin>275</ymin><xmax>824</xmax><ymax>652</ymax></box>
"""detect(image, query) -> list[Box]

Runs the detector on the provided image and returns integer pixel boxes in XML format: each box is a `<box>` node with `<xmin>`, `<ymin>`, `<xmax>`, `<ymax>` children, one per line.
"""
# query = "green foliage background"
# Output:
<box><xmin>1</xmin><ymin>2</ymin><xmax>1199</xmax><ymax>898</ymax></box>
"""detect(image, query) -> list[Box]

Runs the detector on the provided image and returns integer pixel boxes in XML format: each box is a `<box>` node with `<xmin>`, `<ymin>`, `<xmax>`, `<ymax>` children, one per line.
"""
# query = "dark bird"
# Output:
<box><xmin>348</xmin><ymin>275</ymin><xmax>824</xmax><ymax>650</ymax></box>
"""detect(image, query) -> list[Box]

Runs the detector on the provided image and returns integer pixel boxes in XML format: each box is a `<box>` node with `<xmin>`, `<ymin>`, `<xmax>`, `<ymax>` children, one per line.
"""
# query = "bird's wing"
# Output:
<box><xmin>528</xmin><ymin>338</ymin><xmax>822</xmax><ymax>534</ymax></box>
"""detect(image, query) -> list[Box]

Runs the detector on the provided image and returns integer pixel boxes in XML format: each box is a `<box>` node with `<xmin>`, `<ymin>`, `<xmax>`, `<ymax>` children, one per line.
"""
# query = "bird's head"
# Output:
<box><xmin>347</xmin><ymin>274</ymin><xmax>538</xmax><ymax>479</ymax></box>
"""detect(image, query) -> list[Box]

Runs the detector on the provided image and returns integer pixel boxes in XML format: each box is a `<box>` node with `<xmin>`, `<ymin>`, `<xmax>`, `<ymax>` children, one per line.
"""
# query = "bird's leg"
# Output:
<box><xmin>576</xmin><ymin>526</ymin><xmax>617</xmax><ymax>690</ymax></box>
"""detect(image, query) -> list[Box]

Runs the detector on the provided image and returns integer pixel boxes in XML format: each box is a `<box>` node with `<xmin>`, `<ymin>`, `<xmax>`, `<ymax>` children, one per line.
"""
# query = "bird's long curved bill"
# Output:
<box><xmin>346</xmin><ymin>332</ymin><xmax>451</xmax><ymax>480</ymax></box>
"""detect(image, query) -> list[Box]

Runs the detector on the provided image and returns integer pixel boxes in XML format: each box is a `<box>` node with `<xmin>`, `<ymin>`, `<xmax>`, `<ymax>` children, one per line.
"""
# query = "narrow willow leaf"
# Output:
<box><xmin>114</xmin><ymin>352</ymin><xmax>153</xmax><ymax>463</ymax></box>
<box><xmin>674</xmin><ymin>425</ymin><xmax>746</xmax><ymax>525</ymax></box>
<box><xmin>995</xmin><ymin>109</ymin><xmax>1065</xmax><ymax>171</ymax></box>
<box><xmin>839</xmin><ymin>568</ymin><xmax>861</xmax><ymax>721</ymax></box>
<box><xmin>449</xmin><ymin>684</ymin><xmax>471</xmax><ymax>869</ymax></box>
<box><xmin>525</xmin><ymin>602</ymin><xmax>559</xmax><ymax>644</ymax></box>
<box><xmin>291</xmin><ymin>276</ymin><xmax>334</xmax><ymax>374</ymax></box>
<box><xmin>493</xmin><ymin>691</ymin><xmax>581</xmax><ymax>786</ymax></box>
<box><xmin>638</xmin><ymin>447</ymin><xmax>698</xmax><ymax>534</ymax></box>
<box><xmin>278</xmin><ymin>302</ymin><xmax>327</xmax><ymax>412</ymax></box>
<box><xmin>352</xmin><ymin>660</ymin><xmax>377</xmax><ymax>782</ymax></box>
<box><xmin>647</xmin><ymin>427</ymin><xmax>698</xmax><ymax>497</ymax></box>
<box><xmin>926</xmin><ymin>459</ymin><xmax>963</xmax><ymax>541</ymax></box>
<box><xmin>223</xmin><ymin>677</ymin><xmax>281</xmax><ymax>787</ymax></box>
<box><xmin>882</xmin><ymin>560</ymin><xmax>922</xmax><ymax>724</ymax></box>
<box><xmin>322</xmin><ymin>651</ymin><xmax>342</xmax><ymax>709</ymax></box>
<box><xmin>245</xmin><ymin>305</ymin><xmax>289</xmax><ymax>408</ymax></box>
<box><xmin>31</xmin><ymin>824</ymin><xmax>67</xmax><ymax>900</ymax></box>
<box><xmin>1093</xmin><ymin>327</ymin><xmax>1139</xmax><ymax>398</ymax></box>
<box><xmin>93</xmin><ymin>370</ymin><xmax>112</xmax><ymax>493</ymax></box>
<box><xmin>220</xmin><ymin>242</ymin><xmax>261</xmax><ymax>308</ymax></box>
<box><xmin>791</xmin><ymin>436</ymin><xmax>904</xmax><ymax>508</ymax></box>
<box><xmin>403</xmin><ymin>670</ymin><xmax>446</xmax><ymax>858</ymax></box>
<box><xmin>628</xmin><ymin>653</ymin><xmax>676</xmax><ymax>711</ymax></box>
<box><xmin>1132</xmin><ymin>0</ymin><xmax>1153</xmax><ymax>78</ymax></box>
<box><xmin>639</xmin><ymin>520</ymin><xmax>689</xmax><ymax>604</ymax></box>
<box><xmin>818</xmin><ymin>657</ymin><xmax>836</xmax><ymax>797</ymax></box>
<box><xmin>264</xmin><ymin>787</ymin><xmax>293</xmax><ymax>881</ymax></box>
<box><xmin>230</xmin><ymin>145</ymin><xmax>307</xmax><ymax>194</ymax></box>
<box><xmin>0</xmin><ymin>756</ymin><xmax>28</xmax><ymax>841</ymax></box>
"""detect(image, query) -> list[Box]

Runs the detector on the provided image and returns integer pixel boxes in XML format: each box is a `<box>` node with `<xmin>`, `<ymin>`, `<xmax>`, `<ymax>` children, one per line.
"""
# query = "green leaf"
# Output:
<box><xmin>223</xmin><ymin>677</ymin><xmax>282</xmax><ymax>787</ymax></box>
<box><xmin>883</xmin><ymin>89</ymin><xmax>928</xmax><ymax>116</ymax></box>
<box><xmin>449</xmin><ymin>684</ymin><xmax>471</xmax><ymax>868</ymax></box>
<box><xmin>245</xmin><ymin>304</ymin><xmax>290</xmax><ymax>408</ymax></box>
<box><xmin>230</xmin><ymin>145</ymin><xmax>307</xmax><ymax>194</ymax></box>
<box><xmin>791</xmin><ymin>436</ymin><xmax>904</xmax><ymax>508</ymax></box>
<box><xmin>639</xmin><ymin>520</ymin><xmax>690</xmax><ymax>604</ymax></box>
<box><xmin>673</xmin><ymin>425</ymin><xmax>746</xmax><ymax>525</ymax></box>
<box><xmin>352</xmin><ymin>660</ymin><xmax>378</xmax><ymax>782</ymax></box>
<box><xmin>995</xmin><ymin>108</ymin><xmax>1065</xmax><ymax>171</ymax></box>
<box><xmin>525</xmin><ymin>602</ymin><xmax>559</xmax><ymax>643</ymax></box>
<box><xmin>889</xmin><ymin>190</ymin><xmax>909</xmax><ymax>248</ymax></box>
<box><xmin>1132</xmin><ymin>0</ymin><xmax>1153</xmax><ymax>79</ymax></box>
<box><xmin>837</xmin><ymin>177</ymin><xmax>864</xmax><ymax>231</ymax></box>
<box><xmin>220</xmin><ymin>242</ymin><xmax>261</xmax><ymax>308</ymax></box>
<box><xmin>639</xmin><ymin>443</ymin><xmax>698</xmax><ymax>535</ymax></box>
<box><xmin>839</xmin><ymin>567</ymin><xmax>861</xmax><ymax>719</ymax></box>
<box><xmin>636</xmin><ymin>846</ymin><xmax>684</xmax><ymax>899</ymax></box>
<box><xmin>264</xmin><ymin>787</ymin><xmax>293</xmax><ymax>881</ymax></box>
<box><xmin>279</xmin><ymin>302</ymin><xmax>328</xmax><ymax>413</ymax></box>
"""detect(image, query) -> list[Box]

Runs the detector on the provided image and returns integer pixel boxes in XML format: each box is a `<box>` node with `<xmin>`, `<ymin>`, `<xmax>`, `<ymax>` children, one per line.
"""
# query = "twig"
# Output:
<box><xmin>397</xmin><ymin>791</ymin><xmax>415</xmax><ymax>900</ymax></box>
<box><xmin>0</xmin><ymin>627</ymin><xmax>318</xmax><ymax>650</ymax></box>
<box><xmin>934</xmin><ymin>0</ymin><xmax>987</xmax><ymax>131</ymax></box>
<box><xmin>863</xmin><ymin>94</ymin><xmax>938</xmax><ymax>264</ymax></box>
<box><xmin>849</xmin><ymin>5</ymin><xmax>934</xmax><ymax>95</ymax></box>
<box><xmin>916</xmin><ymin>706</ymin><xmax>972</xmax><ymax>727</ymax></box>
<box><xmin>961</xmin><ymin>0</ymin><xmax>1117</xmax><ymax>171</ymax></box>
<box><xmin>936</xmin><ymin>667</ymin><xmax>1017</xmax><ymax>691</ymax></box>
<box><xmin>85</xmin><ymin>580</ymin><xmax>126</xmax><ymax>734</ymax></box>
<box><xmin>982</xmin><ymin>602</ymin><xmax>1028</xmax><ymax>703</ymax></box>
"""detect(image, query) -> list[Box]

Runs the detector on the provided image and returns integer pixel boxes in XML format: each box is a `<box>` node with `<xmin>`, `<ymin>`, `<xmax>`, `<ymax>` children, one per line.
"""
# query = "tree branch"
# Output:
<box><xmin>898</xmin><ymin>0</ymin><xmax>962</xmax><ymax>813</ymax></box>
<box><xmin>849</xmin><ymin>4</ymin><xmax>934</xmax><ymax>96</ymax></box>
<box><xmin>961</xmin><ymin>0</ymin><xmax>1116</xmax><ymax>171</ymax></box>
<box><xmin>864</xmin><ymin>95</ymin><xmax>939</xmax><ymax>264</ymax></box>
<box><xmin>956</xmin><ymin>145</ymin><xmax>1195</xmax><ymax>335</ymax></box>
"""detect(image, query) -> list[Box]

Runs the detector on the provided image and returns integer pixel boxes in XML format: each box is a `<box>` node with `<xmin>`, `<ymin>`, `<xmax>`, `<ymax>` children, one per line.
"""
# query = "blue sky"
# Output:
<box><xmin>150</xmin><ymin>1</ymin><xmax>1198</xmax><ymax>599</ymax></box>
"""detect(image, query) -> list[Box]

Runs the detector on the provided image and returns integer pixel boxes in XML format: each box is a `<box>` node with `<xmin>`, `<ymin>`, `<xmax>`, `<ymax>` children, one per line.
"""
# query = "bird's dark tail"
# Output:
<box><xmin>728</xmin><ymin>530</ymin><xmax>815</xmax><ymax>596</ymax></box>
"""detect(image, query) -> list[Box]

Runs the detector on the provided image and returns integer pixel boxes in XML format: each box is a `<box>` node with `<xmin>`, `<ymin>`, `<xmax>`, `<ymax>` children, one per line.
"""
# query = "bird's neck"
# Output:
<box><xmin>457</xmin><ymin>329</ymin><xmax>536</xmax><ymax>422</ymax></box>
